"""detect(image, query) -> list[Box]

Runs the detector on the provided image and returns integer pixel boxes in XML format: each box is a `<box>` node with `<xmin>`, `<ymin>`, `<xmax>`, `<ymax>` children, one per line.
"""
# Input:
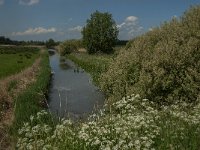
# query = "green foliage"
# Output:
<box><xmin>46</xmin><ymin>38</ymin><xmax>56</xmax><ymax>49</ymax></box>
<box><xmin>66</xmin><ymin>53</ymin><xmax>111</xmax><ymax>85</ymax></box>
<box><xmin>0</xmin><ymin>46</ymin><xmax>39</xmax><ymax>79</ymax></box>
<box><xmin>100</xmin><ymin>5</ymin><xmax>200</xmax><ymax>105</ymax></box>
<box><xmin>59</xmin><ymin>40</ymin><xmax>83</xmax><ymax>55</ymax></box>
<box><xmin>7</xmin><ymin>80</ymin><xmax>18</xmax><ymax>92</ymax></box>
<box><xmin>82</xmin><ymin>11</ymin><xmax>118</xmax><ymax>54</ymax></box>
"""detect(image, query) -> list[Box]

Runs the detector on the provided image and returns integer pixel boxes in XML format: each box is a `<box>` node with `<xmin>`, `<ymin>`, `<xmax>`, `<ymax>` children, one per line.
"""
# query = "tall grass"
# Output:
<box><xmin>66</xmin><ymin>53</ymin><xmax>111</xmax><ymax>85</ymax></box>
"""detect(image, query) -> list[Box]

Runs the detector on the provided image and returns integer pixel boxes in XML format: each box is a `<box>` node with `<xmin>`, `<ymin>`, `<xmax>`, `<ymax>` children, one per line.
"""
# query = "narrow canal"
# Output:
<box><xmin>48</xmin><ymin>50</ymin><xmax>104</xmax><ymax>119</ymax></box>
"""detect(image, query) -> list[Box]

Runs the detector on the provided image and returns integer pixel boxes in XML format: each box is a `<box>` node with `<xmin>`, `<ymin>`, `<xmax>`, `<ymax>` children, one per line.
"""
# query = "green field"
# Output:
<box><xmin>0</xmin><ymin>47</ymin><xmax>40</xmax><ymax>79</ymax></box>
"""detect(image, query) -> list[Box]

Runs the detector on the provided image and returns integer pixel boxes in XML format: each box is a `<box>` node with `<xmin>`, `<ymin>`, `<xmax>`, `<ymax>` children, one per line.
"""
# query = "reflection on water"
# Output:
<box><xmin>59</xmin><ymin>62</ymin><xmax>70</xmax><ymax>70</ymax></box>
<box><xmin>48</xmin><ymin>50</ymin><xmax>104</xmax><ymax>120</ymax></box>
<box><xmin>48</xmin><ymin>49</ymin><xmax>55</xmax><ymax>56</ymax></box>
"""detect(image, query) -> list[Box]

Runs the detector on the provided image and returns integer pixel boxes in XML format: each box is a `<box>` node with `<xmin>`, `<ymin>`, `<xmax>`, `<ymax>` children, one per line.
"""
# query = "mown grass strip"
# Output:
<box><xmin>11</xmin><ymin>50</ymin><xmax>51</xmax><ymax>133</ymax></box>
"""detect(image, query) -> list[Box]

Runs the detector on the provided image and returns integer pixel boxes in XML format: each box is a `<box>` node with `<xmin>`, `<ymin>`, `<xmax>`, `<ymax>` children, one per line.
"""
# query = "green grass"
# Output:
<box><xmin>11</xmin><ymin>50</ymin><xmax>52</xmax><ymax>134</ymax></box>
<box><xmin>66</xmin><ymin>53</ymin><xmax>113</xmax><ymax>85</ymax></box>
<box><xmin>0</xmin><ymin>47</ymin><xmax>39</xmax><ymax>79</ymax></box>
<box><xmin>7</xmin><ymin>80</ymin><xmax>18</xmax><ymax>92</ymax></box>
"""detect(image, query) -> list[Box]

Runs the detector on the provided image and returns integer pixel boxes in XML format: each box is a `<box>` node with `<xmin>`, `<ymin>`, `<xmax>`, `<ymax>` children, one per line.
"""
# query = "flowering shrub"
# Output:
<box><xmin>17</xmin><ymin>94</ymin><xmax>200</xmax><ymax>149</ymax></box>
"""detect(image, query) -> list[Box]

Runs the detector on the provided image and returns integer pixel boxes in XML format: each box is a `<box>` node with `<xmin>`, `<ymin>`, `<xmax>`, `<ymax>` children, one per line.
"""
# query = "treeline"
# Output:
<box><xmin>58</xmin><ymin>39</ymin><xmax>128</xmax><ymax>55</ymax></box>
<box><xmin>0</xmin><ymin>36</ymin><xmax>46</xmax><ymax>46</ymax></box>
<box><xmin>0</xmin><ymin>46</ymin><xmax>39</xmax><ymax>54</ymax></box>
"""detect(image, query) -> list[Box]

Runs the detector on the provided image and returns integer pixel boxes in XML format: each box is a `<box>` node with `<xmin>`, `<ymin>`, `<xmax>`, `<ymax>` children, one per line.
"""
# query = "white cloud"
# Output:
<box><xmin>19</xmin><ymin>0</ymin><xmax>40</xmax><ymax>6</ymax></box>
<box><xmin>148</xmin><ymin>27</ymin><xmax>153</xmax><ymax>31</ymax></box>
<box><xmin>12</xmin><ymin>27</ymin><xmax>56</xmax><ymax>36</ymax></box>
<box><xmin>117</xmin><ymin>16</ymin><xmax>143</xmax><ymax>40</ymax></box>
<box><xmin>68</xmin><ymin>26</ymin><xmax>83</xmax><ymax>32</ymax></box>
<box><xmin>0</xmin><ymin>0</ymin><xmax>4</xmax><ymax>5</ymax></box>
<box><xmin>125</xmin><ymin>16</ymin><xmax>138</xmax><ymax>22</ymax></box>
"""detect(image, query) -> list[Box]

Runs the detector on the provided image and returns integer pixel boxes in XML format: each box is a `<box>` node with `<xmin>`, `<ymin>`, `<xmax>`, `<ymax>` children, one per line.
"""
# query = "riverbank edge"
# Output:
<box><xmin>10</xmin><ymin>49</ymin><xmax>51</xmax><ymax>143</ymax></box>
<box><xmin>65</xmin><ymin>53</ymin><xmax>109</xmax><ymax>86</ymax></box>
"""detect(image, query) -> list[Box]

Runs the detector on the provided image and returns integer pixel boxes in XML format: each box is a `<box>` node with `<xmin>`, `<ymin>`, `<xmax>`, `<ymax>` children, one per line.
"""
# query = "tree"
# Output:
<box><xmin>59</xmin><ymin>40</ymin><xmax>83</xmax><ymax>55</ymax></box>
<box><xmin>82</xmin><ymin>11</ymin><xmax>118</xmax><ymax>54</ymax></box>
<box><xmin>46</xmin><ymin>38</ymin><xmax>56</xmax><ymax>48</ymax></box>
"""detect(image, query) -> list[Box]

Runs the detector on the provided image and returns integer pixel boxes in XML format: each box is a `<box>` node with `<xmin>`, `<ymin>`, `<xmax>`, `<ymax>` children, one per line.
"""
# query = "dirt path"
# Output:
<box><xmin>0</xmin><ymin>56</ymin><xmax>41</xmax><ymax>149</ymax></box>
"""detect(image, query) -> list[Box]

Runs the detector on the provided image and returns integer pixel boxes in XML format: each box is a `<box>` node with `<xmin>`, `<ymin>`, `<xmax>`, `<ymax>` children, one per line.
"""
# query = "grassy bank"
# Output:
<box><xmin>66</xmin><ymin>53</ymin><xmax>112</xmax><ymax>85</ymax></box>
<box><xmin>0</xmin><ymin>47</ymin><xmax>52</xmax><ymax>149</ymax></box>
<box><xmin>0</xmin><ymin>46</ymin><xmax>40</xmax><ymax>79</ymax></box>
<box><xmin>12</xmin><ymin>50</ymin><xmax>51</xmax><ymax>132</ymax></box>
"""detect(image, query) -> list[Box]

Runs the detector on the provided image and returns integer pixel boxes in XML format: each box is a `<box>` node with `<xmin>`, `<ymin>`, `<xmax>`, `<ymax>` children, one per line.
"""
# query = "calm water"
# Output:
<box><xmin>48</xmin><ymin>50</ymin><xmax>104</xmax><ymax>119</ymax></box>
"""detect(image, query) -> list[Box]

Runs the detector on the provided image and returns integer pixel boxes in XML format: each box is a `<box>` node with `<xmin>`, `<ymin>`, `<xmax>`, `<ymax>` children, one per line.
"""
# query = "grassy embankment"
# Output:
<box><xmin>12</xmin><ymin>49</ymin><xmax>52</xmax><ymax>131</ymax></box>
<box><xmin>16</xmin><ymin>5</ymin><xmax>200</xmax><ymax>150</ymax></box>
<box><xmin>0</xmin><ymin>46</ymin><xmax>52</xmax><ymax>148</ymax></box>
<box><xmin>66</xmin><ymin>52</ymin><xmax>114</xmax><ymax>85</ymax></box>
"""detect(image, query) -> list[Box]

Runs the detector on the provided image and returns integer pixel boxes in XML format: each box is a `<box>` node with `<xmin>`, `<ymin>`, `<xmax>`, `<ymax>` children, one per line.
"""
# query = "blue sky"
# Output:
<box><xmin>0</xmin><ymin>0</ymin><xmax>199</xmax><ymax>41</ymax></box>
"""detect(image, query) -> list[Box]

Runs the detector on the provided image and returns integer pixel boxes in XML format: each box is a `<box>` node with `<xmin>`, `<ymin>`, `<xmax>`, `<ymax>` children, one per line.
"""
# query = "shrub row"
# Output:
<box><xmin>0</xmin><ymin>46</ymin><xmax>39</xmax><ymax>54</ymax></box>
<box><xmin>100</xmin><ymin>5</ymin><xmax>200</xmax><ymax>105</ymax></box>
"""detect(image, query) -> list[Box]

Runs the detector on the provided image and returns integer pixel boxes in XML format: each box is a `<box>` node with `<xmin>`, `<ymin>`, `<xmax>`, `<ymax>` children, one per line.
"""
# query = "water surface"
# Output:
<box><xmin>48</xmin><ymin>50</ymin><xmax>104</xmax><ymax>119</ymax></box>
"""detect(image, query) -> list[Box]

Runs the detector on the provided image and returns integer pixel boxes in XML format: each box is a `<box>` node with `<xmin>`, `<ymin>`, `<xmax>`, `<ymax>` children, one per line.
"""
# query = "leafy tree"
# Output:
<box><xmin>46</xmin><ymin>38</ymin><xmax>56</xmax><ymax>48</ymax></box>
<box><xmin>59</xmin><ymin>40</ymin><xmax>83</xmax><ymax>55</ymax></box>
<box><xmin>82</xmin><ymin>11</ymin><xmax>118</xmax><ymax>54</ymax></box>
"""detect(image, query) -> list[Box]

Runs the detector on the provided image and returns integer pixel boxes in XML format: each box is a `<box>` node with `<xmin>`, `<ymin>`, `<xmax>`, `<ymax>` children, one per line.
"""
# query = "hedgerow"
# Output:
<box><xmin>100</xmin><ymin>5</ymin><xmax>200</xmax><ymax>105</ymax></box>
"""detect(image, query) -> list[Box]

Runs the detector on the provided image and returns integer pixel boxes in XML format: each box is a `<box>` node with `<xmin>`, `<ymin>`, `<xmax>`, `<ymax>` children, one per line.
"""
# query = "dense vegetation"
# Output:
<box><xmin>58</xmin><ymin>39</ymin><xmax>127</xmax><ymax>56</ymax></box>
<box><xmin>17</xmin><ymin>94</ymin><xmax>200</xmax><ymax>149</ymax></box>
<box><xmin>45</xmin><ymin>38</ymin><xmax>59</xmax><ymax>49</ymax></box>
<box><xmin>0</xmin><ymin>46</ymin><xmax>39</xmax><ymax>79</ymax></box>
<box><xmin>66</xmin><ymin>53</ymin><xmax>112</xmax><ymax>85</ymax></box>
<box><xmin>59</xmin><ymin>40</ymin><xmax>83</xmax><ymax>55</ymax></box>
<box><xmin>100</xmin><ymin>5</ymin><xmax>200</xmax><ymax>105</ymax></box>
<box><xmin>82</xmin><ymin>11</ymin><xmax>118</xmax><ymax>54</ymax></box>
